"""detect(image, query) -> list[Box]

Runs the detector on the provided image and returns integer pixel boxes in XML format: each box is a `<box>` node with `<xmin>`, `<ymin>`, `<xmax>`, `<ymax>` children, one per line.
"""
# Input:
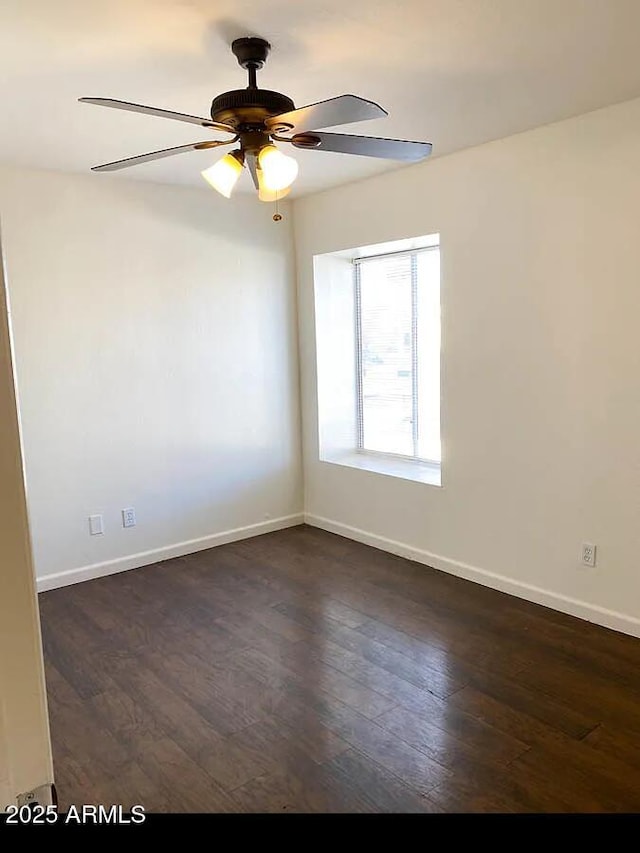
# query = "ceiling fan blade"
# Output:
<box><xmin>90</xmin><ymin>139</ymin><xmax>234</xmax><ymax>172</ymax></box>
<box><xmin>246</xmin><ymin>153</ymin><xmax>260</xmax><ymax>191</ymax></box>
<box><xmin>266</xmin><ymin>95</ymin><xmax>387</xmax><ymax>134</ymax></box>
<box><xmin>292</xmin><ymin>131</ymin><xmax>432</xmax><ymax>161</ymax></box>
<box><xmin>79</xmin><ymin>98</ymin><xmax>234</xmax><ymax>134</ymax></box>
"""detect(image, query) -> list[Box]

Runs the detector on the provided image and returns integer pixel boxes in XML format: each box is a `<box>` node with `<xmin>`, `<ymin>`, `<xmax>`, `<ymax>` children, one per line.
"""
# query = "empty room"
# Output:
<box><xmin>2</xmin><ymin>0</ymin><xmax>640</xmax><ymax>819</ymax></box>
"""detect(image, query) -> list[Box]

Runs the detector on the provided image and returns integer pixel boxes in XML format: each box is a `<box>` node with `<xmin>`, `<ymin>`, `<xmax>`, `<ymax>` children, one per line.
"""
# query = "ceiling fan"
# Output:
<box><xmin>80</xmin><ymin>37</ymin><xmax>433</xmax><ymax>204</ymax></box>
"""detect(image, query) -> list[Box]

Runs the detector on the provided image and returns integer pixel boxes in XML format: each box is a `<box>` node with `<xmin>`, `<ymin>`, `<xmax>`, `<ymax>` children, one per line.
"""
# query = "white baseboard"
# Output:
<box><xmin>36</xmin><ymin>513</ymin><xmax>304</xmax><ymax>593</ymax></box>
<box><xmin>305</xmin><ymin>513</ymin><xmax>640</xmax><ymax>639</ymax></box>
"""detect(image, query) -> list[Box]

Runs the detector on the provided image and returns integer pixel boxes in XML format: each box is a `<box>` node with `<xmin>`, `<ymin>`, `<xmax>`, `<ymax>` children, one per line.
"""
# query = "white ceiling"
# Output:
<box><xmin>2</xmin><ymin>0</ymin><xmax>640</xmax><ymax>197</ymax></box>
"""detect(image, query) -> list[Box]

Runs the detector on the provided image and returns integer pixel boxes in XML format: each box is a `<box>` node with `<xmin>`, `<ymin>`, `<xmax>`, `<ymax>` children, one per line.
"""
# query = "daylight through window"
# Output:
<box><xmin>354</xmin><ymin>247</ymin><xmax>441</xmax><ymax>463</ymax></box>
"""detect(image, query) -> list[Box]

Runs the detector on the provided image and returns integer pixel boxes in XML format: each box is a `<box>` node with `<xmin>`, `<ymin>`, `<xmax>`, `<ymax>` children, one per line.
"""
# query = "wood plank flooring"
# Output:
<box><xmin>38</xmin><ymin>525</ymin><xmax>640</xmax><ymax>813</ymax></box>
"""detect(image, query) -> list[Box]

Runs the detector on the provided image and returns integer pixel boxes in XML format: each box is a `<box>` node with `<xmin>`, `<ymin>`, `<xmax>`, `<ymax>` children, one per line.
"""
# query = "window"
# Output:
<box><xmin>355</xmin><ymin>247</ymin><xmax>441</xmax><ymax>463</ymax></box>
<box><xmin>314</xmin><ymin>234</ymin><xmax>441</xmax><ymax>486</ymax></box>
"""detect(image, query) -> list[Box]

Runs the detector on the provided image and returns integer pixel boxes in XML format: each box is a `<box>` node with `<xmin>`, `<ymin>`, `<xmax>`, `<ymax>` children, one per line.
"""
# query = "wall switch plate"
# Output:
<box><xmin>122</xmin><ymin>507</ymin><xmax>136</xmax><ymax>528</ymax></box>
<box><xmin>89</xmin><ymin>514</ymin><xmax>104</xmax><ymax>535</ymax></box>
<box><xmin>581</xmin><ymin>542</ymin><xmax>597</xmax><ymax>567</ymax></box>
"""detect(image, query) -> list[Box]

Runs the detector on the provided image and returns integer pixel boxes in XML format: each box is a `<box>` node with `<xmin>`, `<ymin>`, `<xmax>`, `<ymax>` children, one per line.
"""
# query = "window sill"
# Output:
<box><xmin>320</xmin><ymin>450</ymin><xmax>441</xmax><ymax>487</ymax></box>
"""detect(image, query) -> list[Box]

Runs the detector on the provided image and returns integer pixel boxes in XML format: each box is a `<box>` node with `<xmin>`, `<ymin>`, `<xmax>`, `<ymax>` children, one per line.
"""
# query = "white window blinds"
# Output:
<box><xmin>354</xmin><ymin>247</ymin><xmax>441</xmax><ymax>463</ymax></box>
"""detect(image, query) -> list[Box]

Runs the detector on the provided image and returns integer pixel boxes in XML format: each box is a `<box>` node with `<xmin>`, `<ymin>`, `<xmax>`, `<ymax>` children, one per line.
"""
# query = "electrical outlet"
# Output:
<box><xmin>89</xmin><ymin>514</ymin><xmax>104</xmax><ymax>535</ymax></box>
<box><xmin>122</xmin><ymin>507</ymin><xmax>136</xmax><ymax>528</ymax></box>
<box><xmin>581</xmin><ymin>542</ymin><xmax>597</xmax><ymax>567</ymax></box>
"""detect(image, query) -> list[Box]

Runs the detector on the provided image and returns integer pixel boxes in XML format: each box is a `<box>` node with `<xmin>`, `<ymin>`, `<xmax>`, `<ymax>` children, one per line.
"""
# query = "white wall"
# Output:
<box><xmin>0</xmin><ymin>166</ymin><xmax>303</xmax><ymax>586</ymax></box>
<box><xmin>0</xmin><ymin>228</ymin><xmax>52</xmax><ymax>806</ymax></box>
<box><xmin>294</xmin><ymin>96</ymin><xmax>640</xmax><ymax>637</ymax></box>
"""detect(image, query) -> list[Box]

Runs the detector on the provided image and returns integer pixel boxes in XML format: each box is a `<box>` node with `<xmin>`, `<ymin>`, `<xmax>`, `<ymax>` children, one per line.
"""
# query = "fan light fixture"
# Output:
<box><xmin>201</xmin><ymin>150</ymin><xmax>244</xmax><ymax>198</ymax></box>
<box><xmin>257</xmin><ymin>145</ymin><xmax>298</xmax><ymax>192</ymax></box>
<box><xmin>202</xmin><ymin>143</ymin><xmax>298</xmax><ymax>200</ymax></box>
<box><xmin>257</xmin><ymin>180</ymin><xmax>291</xmax><ymax>203</ymax></box>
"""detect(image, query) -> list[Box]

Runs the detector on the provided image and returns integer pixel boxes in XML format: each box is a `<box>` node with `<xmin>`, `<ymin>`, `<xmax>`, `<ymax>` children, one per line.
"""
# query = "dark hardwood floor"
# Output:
<box><xmin>39</xmin><ymin>524</ymin><xmax>640</xmax><ymax>813</ymax></box>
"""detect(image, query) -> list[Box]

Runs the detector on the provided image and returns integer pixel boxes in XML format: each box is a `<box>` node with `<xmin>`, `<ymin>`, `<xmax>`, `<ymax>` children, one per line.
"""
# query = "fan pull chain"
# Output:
<box><xmin>273</xmin><ymin>191</ymin><xmax>282</xmax><ymax>223</ymax></box>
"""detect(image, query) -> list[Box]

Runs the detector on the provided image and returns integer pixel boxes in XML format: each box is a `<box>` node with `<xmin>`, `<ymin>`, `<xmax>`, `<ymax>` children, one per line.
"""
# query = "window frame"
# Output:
<box><xmin>353</xmin><ymin>245</ymin><xmax>440</xmax><ymax>465</ymax></box>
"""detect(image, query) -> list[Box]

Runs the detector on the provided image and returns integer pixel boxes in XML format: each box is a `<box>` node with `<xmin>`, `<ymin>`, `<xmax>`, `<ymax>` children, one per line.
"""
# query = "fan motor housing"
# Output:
<box><xmin>210</xmin><ymin>89</ymin><xmax>295</xmax><ymax>129</ymax></box>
